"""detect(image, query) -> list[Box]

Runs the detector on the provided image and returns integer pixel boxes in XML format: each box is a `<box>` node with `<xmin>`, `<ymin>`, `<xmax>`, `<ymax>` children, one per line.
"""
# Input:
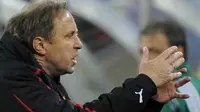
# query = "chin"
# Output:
<box><xmin>60</xmin><ymin>70</ymin><xmax>74</xmax><ymax>75</ymax></box>
<box><xmin>65</xmin><ymin>67</ymin><xmax>75</xmax><ymax>74</ymax></box>
<box><xmin>58</xmin><ymin>65</ymin><xmax>76</xmax><ymax>75</ymax></box>
<box><xmin>66</xmin><ymin>70</ymin><xmax>74</xmax><ymax>74</ymax></box>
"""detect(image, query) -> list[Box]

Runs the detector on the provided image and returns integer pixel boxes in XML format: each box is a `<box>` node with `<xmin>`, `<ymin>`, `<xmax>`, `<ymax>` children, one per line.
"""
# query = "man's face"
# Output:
<box><xmin>44</xmin><ymin>10</ymin><xmax>82</xmax><ymax>75</ymax></box>
<box><xmin>139</xmin><ymin>33</ymin><xmax>170</xmax><ymax>60</ymax></box>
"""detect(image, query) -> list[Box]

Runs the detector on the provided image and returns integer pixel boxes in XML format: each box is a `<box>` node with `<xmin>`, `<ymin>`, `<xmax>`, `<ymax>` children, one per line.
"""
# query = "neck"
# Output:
<box><xmin>34</xmin><ymin>54</ymin><xmax>56</xmax><ymax>77</ymax></box>
<box><xmin>34</xmin><ymin>55</ymin><xmax>61</xmax><ymax>83</ymax></box>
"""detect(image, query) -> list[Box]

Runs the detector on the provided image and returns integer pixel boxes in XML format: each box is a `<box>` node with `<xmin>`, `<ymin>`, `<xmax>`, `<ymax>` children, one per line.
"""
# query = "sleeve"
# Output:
<box><xmin>3</xmin><ymin>69</ymin><xmax>162</xmax><ymax>112</ymax></box>
<box><xmin>83</xmin><ymin>74</ymin><xmax>162</xmax><ymax>112</ymax></box>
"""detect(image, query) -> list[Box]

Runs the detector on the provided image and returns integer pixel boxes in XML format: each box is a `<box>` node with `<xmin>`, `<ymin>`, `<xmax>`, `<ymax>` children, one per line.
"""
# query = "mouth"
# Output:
<box><xmin>72</xmin><ymin>56</ymin><xmax>78</xmax><ymax>65</ymax></box>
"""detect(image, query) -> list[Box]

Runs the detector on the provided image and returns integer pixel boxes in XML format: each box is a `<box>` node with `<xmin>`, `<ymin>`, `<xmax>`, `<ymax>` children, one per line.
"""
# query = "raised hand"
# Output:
<box><xmin>152</xmin><ymin>68</ymin><xmax>190</xmax><ymax>102</ymax></box>
<box><xmin>139</xmin><ymin>46</ymin><xmax>185</xmax><ymax>87</ymax></box>
<box><xmin>153</xmin><ymin>77</ymin><xmax>190</xmax><ymax>103</ymax></box>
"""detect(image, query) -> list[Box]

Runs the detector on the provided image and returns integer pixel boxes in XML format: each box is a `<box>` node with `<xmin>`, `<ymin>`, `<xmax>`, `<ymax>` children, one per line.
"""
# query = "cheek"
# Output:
<box><xmin>60</xmin><ymin>52</ymin><xmax>71</xmax><ymax>63</ymax></box>
<box><xmin>57</xmin><ymin>45</ymin><xmax>74</xmax><ymax>66</ymax></box>
<box><xmin>46</xmin><ymin>45</ymin><xmax>71</xmax><ymax>66</ymax></box>
<box><xmin>46</xmin><ymin>39</ymin><xmax>75</xmax><ymax>67</ymax></box>
<box><xmin>48</xmin><ymin>51</ymin><xmax>72</xmax><ymax>70</ymax></box>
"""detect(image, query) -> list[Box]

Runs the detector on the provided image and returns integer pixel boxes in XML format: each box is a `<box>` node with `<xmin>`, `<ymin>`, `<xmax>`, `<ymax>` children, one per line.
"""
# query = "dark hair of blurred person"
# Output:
<box><xmin>140</xmin><ymin>21</ymin><xmax>187</xmax><ymax>60</ymax></box>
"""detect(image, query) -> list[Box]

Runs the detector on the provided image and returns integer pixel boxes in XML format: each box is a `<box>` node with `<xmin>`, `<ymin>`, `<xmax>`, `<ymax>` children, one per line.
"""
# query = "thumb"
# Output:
<box><xmin>141</xmin><ymin>46</ymin><xmax>149</xmax><ymax>63</ymax></box>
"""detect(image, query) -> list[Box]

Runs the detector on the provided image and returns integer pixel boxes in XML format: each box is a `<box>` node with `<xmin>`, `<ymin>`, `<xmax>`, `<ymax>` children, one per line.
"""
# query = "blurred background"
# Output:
<box><xmin>1</xmin><ymin>0</ymin><xmax>200</xmax><ymax>104</ymax></box>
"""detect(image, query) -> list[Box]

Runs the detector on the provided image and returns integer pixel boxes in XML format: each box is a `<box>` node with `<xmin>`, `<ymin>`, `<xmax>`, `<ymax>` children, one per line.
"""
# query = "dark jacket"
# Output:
<box><xmin>0</xmin><ymin>32</ymin><xmax>164</xmax><ymax>112</ymax></box>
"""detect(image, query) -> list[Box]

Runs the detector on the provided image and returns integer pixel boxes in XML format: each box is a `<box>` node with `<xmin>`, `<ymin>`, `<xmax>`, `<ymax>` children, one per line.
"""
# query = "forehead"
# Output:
<box><xmin>54</xmin><ymin>10</ymin><xmax>77</xmax><ymax>31</ymax></box>
<box><xmin>140</xmin><ymin>33</ymin><xmax>170</xmax><ymax>50</ymax></box>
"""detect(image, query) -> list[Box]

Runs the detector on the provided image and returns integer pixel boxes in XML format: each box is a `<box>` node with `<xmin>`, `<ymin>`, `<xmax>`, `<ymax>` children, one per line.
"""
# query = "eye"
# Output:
<box><xmin>65</xmin><ymin>31</ymin><xmax>75</xmax><ymax>38</ymax></box>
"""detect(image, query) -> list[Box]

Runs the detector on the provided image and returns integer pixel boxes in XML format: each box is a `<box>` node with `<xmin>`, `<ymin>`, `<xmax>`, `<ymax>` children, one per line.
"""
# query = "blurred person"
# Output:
<box><xmin>0</xmin><ymin>1</ymin><xmax>190</xmax><ymax>112</ymax></box>
<box><xmin>140</xmin><ymin>21</ymin><xmax>200</xmax><ymax>112</ymax></box>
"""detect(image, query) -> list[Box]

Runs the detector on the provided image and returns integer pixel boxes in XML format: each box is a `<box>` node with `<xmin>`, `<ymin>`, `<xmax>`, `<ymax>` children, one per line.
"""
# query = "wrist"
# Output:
<box><xmin>137</xmin><ymin>74</ymin><xmax>158</xmax><ymax>96</ymax></box>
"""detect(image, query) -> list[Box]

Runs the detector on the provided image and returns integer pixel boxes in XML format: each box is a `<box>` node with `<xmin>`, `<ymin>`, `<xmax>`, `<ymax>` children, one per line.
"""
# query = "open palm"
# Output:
<box><xmin>153</xmin><ymin>77</ymin><xmax>191</xmax><ymax>103</ymax></box>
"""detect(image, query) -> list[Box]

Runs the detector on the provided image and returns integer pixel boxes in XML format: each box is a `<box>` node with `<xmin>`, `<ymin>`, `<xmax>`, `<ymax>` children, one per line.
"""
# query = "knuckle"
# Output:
<box><xmin>173</xmin><ymin>52</ymin><xmax>182</xmax><ymax>59</ymax></box>
<box><xmin>181</xmin><ymin>58</ymin><xmax>185</xmax><ymax>62</ymax></box>
<box><xmin>177</xmin><ymin>51</ymin><xmax>183</xmax><ymax>56</ymax></box>
<box><xmin>173</xmin><ymin>52</ymin><xmax>179</xmax><ymax>58</ymax></box>
<box><xmin>168</xmin><ymin>46</ymin><xmax>177</xmax><ymax>53</ymax></box>
<box><xmin>176</xmin><ymin>58</ymin><xmax>185</xmax><ymax>66</ymax></box>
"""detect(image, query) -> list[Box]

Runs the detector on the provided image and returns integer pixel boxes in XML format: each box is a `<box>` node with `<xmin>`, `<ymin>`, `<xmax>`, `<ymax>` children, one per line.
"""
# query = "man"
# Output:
<box><xmin>0</xmin><ymin>1</ymin><xmax>190</xmax><ymax>112</ymax></box>
<box><xmin>140</xmin><ymin>21</ymin><xmax>200</xmax><ymax>112</ymax></box>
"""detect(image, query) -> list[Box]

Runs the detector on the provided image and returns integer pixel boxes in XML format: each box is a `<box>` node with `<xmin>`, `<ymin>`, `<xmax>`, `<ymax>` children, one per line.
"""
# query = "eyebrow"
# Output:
<box><xmin>67</xmin><ymin>28</ymin><xmax>78</xmax><ymax>35</ymax></box>
<box><xmin>67</xmin><ymin>30</ymin><xmax>77</xmax><ymax>36</ymax></box>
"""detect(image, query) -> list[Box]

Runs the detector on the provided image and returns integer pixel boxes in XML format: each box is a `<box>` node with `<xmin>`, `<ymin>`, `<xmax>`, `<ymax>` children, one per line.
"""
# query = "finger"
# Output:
<box><xmin>172</xmin><ymin>58</ymin><xmax>185</xmax><ymax>68</ymax></box>
<box><xmin>178</xmin><ymin>68</ymin><xmax>187</xmax><ymax>73</ymax></box>
<box><xmin>175</xmin><ymin>92</ymin><xmax>190</xmax><ymax>99</ymax></box>
<box><xmin>169</xmin><ymin>72</ymin><xmax>182</xmax><ymax>81</ymax></box>
<box><xmin>175</xmin><ymin>77</ymin><xmax>191</xmax><ymax>88</ymax></box>
<box><xmin>158</xmin><ymin>46</ymin><xmax>178</xmax><ymax>59</ymax></box>
<box><xmin>167</xmin><ymin>52</ymin><xmax>183</xmax><ymax>64</ymax></box>
<box><xmin>140</xmin><ymin>46</ymin><xmax>149</xmax><ymax>64</ymax></box>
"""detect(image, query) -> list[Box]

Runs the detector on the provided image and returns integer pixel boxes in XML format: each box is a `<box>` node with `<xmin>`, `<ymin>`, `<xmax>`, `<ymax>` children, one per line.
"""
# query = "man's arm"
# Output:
<box><xmin>83</xmin><ymin>74</ymin><xmax>163</xmax><ymax>112</ymax></box>
<box><xmin>2</xmin><ymin>68</ymin><xmax>161</xmax><ymax>112</ymax></box>
<box><xmin>82</xmin><ymin>46</ymin><xmax>186</xmax><ymax>112</ymax></box>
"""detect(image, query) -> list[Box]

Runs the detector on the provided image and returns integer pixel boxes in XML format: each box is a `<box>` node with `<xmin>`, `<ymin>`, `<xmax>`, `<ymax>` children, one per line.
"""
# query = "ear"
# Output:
<box><xmin>32</xmin><ymin>37</ymin><xmax>46</xmax><ymax>55</ymax></box>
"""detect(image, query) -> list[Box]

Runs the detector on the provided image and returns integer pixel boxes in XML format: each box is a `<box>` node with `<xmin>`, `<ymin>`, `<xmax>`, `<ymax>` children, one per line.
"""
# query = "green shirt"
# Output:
<box><xmin>161</xmin><ymin>63</ymin><xmax>200</xmax><ymax>112</ymax></box>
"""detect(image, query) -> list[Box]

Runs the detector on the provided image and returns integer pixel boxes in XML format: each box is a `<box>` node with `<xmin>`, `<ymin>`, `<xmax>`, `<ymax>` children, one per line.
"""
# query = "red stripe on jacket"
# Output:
<box><xmin>13</xmin><ymin>94</ymin><xmax>34</xmax><ymax>112</ymax></box>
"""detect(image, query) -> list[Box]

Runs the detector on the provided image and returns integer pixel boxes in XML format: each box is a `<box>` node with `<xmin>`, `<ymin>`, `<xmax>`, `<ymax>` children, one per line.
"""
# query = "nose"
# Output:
<box><xmin>74</xmin><ymin>36</ymin><xmax>83</xmax><ymax>50</ymax></box>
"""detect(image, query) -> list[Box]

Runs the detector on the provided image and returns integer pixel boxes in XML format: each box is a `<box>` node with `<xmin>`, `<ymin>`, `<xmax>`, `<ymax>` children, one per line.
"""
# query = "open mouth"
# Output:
<box><xmin>72</xmin><ymin>56</ymin><xmax>77</xmax><ymax>64</ymax></box>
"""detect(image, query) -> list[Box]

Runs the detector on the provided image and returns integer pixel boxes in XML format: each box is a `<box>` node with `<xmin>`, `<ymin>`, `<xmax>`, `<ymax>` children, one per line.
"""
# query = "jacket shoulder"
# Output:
<box><xmin>0</xmin><ymin>60</ymin><xmax>36</xmax><ymax>79</ymax></box>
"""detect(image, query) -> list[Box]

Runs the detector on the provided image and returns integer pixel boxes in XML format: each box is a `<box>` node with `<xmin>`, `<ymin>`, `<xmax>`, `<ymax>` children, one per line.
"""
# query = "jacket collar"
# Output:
<box><xmin>0</xmin><ymin>32</ymin><xmax>39</xmax><ymax>67</ymax></box>
<box><xmin>1</xmin><ymin>32</ymin><xmax>61</xmax><ymax>83</ymax></box>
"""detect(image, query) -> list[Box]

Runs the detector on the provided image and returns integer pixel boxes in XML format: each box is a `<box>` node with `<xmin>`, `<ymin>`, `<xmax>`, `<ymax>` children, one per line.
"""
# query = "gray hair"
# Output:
<box><xmin>5</xmin><ymin>0</ymin><xmax>68</xmax><ymax>51</ymax></box>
